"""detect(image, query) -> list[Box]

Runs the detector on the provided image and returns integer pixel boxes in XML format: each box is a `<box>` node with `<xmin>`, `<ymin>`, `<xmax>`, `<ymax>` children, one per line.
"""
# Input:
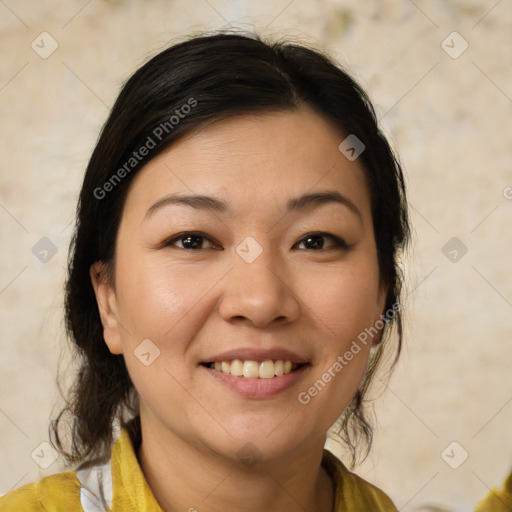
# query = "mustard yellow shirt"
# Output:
<box><xmin>474</xmin><ymin>470</ymin><xmax>512</xmax><ymax>512</ymax></box>
<box><xmin>0</xmin><ymin>428</ymin><xmax>397</xmax><ymax>511</ymax></box>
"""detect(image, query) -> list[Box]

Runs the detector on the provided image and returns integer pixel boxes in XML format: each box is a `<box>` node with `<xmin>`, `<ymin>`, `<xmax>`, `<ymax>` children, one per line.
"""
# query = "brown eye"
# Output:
<box><xmin>295</xmin><ymin>232</ymin><xmax>349</xmax><ymax>251</ymax></box>
<box><xmin>164</xmin><ymin>232</ymin><xmax>219</xmax><ymax>250</ymax></box>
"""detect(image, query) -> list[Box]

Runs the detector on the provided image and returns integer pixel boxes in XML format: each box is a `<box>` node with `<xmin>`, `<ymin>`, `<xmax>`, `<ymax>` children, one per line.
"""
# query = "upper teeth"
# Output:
<box><xmin>211</xmin><ymin>360</ymin><xmax>298</xmax><ymax>379</ymax></box>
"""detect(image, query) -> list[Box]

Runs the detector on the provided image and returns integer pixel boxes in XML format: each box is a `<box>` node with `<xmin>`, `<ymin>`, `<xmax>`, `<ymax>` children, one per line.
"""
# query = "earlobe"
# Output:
<box><xmin>89</xmin><ymin>262</ymin><xmax>123</xmax><ymax>355</ymax></box>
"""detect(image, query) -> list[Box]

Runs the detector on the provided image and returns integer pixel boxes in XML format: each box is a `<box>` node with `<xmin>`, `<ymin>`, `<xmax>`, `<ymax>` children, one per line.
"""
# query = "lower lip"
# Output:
<box><xmin>201</xmin><ymin>364</ymin><xmax>310</xmax><ymax>399</ymax></box>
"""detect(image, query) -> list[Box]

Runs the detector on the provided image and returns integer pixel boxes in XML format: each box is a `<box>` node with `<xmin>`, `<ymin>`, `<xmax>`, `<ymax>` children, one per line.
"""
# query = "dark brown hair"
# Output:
<box><xmin>50</xmin><ymin>31</ymin><xmax>410</xmax><ymax>468</ymax></box>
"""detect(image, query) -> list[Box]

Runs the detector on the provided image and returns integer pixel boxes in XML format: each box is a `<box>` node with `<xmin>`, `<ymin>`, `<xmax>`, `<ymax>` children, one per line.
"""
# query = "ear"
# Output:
<box><xmin>90</xmin><ymin>262</ymin><xmax>123</xmax><ymax>355</ymax></box>
<box><xmin>371</xmin><ymin>283</ymin><xmax>389</xmax><ymax>347</ymax></box>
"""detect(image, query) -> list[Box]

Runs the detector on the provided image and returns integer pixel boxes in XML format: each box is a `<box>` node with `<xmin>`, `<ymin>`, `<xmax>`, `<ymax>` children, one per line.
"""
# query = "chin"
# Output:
<box><xmin>206</xmin><ymin>417</ymin><xmax>318</xmax><ymax>464</ymax></box>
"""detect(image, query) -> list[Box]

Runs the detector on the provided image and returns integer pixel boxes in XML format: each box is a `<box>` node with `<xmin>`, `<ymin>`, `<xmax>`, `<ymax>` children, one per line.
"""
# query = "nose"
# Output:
<box><xmin>217</xmin><ymin>249</ymin><xmax>301</xmax><ymax>328</ymax></box>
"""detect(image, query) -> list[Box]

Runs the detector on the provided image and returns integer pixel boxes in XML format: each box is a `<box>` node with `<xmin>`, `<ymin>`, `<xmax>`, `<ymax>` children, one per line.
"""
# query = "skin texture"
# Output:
<box><xmin>91</xmin><ymin>106</ymin><xmax>387</xmax><ymax>512</ymax></box>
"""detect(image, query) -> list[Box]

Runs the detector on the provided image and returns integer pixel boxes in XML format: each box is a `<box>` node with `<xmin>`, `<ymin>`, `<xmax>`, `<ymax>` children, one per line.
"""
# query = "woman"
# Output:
<box><xmin>0</xmin><ymin>32</ymin><xmax>409</xmax><ymax>511</ymax></box>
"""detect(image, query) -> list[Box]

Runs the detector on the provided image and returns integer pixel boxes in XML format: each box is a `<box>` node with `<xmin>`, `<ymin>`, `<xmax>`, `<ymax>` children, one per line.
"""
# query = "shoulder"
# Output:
<box><xmin>337</xmin><ymin>466</ymin><xmax>398</xmax><ymax>511</ymax></box>
<box><xmin>0</xmin><ymin>471</ymin><xmax>82</xmax><ymax>511</ymax></box>
<box><xmin>322</xmin><ymin>449</ymin><xmax>398</xmax><ymax>512</ymax></box>
<box><xmin>474</xmin><ymin>470</ymin><xmax>512</xmax><ymax>511</ymax></box>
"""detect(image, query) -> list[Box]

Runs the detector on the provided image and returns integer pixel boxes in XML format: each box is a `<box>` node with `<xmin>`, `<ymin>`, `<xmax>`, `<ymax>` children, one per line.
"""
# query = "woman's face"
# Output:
<box><xmin>92</xmin><ymin>106</ymin><xmax>387</xmax><ymax>462</ymax></box>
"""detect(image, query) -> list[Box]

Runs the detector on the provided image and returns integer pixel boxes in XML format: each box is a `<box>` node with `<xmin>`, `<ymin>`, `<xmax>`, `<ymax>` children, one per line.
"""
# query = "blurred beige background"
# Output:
<box><xmin>1</xmin><ymin>0</ymin><xmax>511</xmax><ymax>510</ymax></box>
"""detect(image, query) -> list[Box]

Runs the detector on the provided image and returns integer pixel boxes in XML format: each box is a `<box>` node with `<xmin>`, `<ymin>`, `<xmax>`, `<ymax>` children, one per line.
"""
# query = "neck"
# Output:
<box><xmin>136</xmin><ymin>417</ymin><xmax>333</xmax><ymax>512</ymax></box>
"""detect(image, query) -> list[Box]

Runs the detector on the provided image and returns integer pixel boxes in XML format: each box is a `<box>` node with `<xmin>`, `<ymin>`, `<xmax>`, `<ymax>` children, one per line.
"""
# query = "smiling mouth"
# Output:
<box><xmin>202</xmin><ymin>359</ymin><xmax>306</xmax><ymax>379</ymax></box>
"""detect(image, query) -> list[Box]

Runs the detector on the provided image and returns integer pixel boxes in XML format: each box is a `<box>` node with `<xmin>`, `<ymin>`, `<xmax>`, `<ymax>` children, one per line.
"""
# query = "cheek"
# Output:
<box><xmin>115</xmin><ymin>257</ymin><xmax>211</xmax><ymax>338</ymax></box>
<box><xmin>299</xmin><ymin>262</ymin><xmax>381</xmax><ymax>344</ymax></box>
<box><xmin>294</xmin><ymin>267</ymin><xmax>378</xmax><ymax>425</ymax></box>
<box><xmin>115</xmin><ymin>260</ymin><xmax>200</xmax><ymax>414</ymax></box>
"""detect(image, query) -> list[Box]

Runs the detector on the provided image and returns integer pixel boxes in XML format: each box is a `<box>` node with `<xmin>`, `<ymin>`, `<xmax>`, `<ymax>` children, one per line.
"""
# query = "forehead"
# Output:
<box><xmin>121</xmin><ymin>107</ymin><xmax>372</xmax><ymax>222</ymax></box>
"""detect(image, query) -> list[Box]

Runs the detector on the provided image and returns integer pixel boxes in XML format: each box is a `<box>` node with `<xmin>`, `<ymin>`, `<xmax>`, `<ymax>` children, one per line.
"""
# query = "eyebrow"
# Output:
<box><xmin>144</xmin><ymin>190</ymin><xmax>362</xmax><ymax>222</ymax></box>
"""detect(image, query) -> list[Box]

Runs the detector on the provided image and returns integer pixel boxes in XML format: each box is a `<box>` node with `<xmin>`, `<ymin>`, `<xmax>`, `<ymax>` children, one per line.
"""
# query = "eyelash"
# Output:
<box><xmin>163</xmin><ymin>231</ymin><xmax>350</xmax><ymax>251</ymax></box>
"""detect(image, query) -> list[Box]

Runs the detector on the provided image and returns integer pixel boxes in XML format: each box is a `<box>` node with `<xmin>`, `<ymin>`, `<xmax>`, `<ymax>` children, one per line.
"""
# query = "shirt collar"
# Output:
<box><xmin>111</xmin><ymin>427</ymin><xmax>348</xmax><ymax>511</ymax></box>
